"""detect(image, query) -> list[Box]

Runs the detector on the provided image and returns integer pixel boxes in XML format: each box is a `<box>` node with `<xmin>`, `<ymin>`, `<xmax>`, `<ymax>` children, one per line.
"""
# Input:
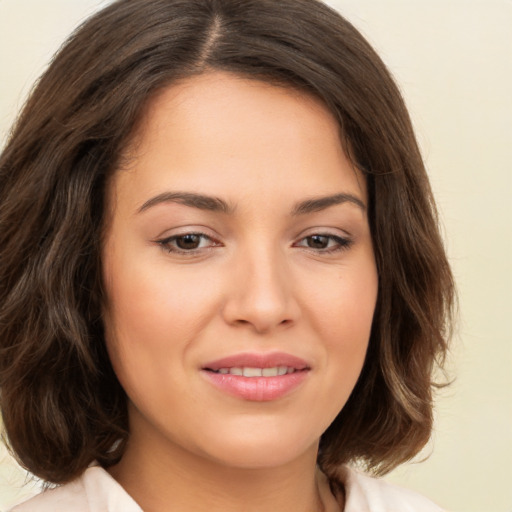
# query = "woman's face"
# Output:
<box><xmin>102</xmin><ymin>72</ymin><xmax>378</xmax><ymax>470</ymax></box>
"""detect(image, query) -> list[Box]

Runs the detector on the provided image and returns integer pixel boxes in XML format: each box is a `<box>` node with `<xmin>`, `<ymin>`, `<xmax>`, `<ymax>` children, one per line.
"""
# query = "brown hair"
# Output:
<box><xmin>0</xmin><ymin>0</ymin><xmax>454</xmax><ymax>484</ymax></box>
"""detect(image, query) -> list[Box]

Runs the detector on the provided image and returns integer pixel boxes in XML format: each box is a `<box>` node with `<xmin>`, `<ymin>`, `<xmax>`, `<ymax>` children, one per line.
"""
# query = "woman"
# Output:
<box><xmin>0</xmin><ymin>0</ymin><xmax>454</xmax><ymax>511</ymax></box>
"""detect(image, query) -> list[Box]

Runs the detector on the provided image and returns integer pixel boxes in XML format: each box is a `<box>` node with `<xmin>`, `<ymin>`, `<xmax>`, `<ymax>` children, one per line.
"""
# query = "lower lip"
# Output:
<box><xmin>202</xmin><ymin>370</ymin><xmax>309</xmax><ymax>401</ymax></box>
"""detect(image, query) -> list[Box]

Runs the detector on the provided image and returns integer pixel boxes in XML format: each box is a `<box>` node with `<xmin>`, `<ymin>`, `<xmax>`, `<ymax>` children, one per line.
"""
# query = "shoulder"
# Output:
<box><xmin>9</xmin><ymin>466</ymin><xmax>142</xmax><ymax>512</ymax></box>
<box><xmin>9</xmin><ymin>478</ymin><xmax>87</xmax><ymax>512</ymax></box>
<box><xmin>335</xmin><ymin>465</ymin><xmax>445</xmax><ymax>512</ymax></box>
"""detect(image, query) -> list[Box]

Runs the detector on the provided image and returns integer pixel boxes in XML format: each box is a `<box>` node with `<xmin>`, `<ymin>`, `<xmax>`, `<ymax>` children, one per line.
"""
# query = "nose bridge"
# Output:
<box><xmin>223</xmin><ymin>238</ymin><xmax>297</xmax><ymax>332</ymax></box>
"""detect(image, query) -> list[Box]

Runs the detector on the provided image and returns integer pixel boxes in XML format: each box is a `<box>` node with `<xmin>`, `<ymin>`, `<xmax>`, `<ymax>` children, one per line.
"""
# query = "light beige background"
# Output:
<box><xmin>0</xmin><ymin>1</ymin><xmax>511</xmax><ymax>511</ymax></box>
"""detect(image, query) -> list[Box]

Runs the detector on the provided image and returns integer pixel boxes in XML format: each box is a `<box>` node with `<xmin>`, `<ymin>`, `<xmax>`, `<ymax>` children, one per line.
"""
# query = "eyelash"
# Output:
<box><xmin>294</xmin><ymin>234</ymin><xmax>353</xmax><ymax>253</ymax></box>
<box><xmin>156</xmin><ymin>232</ymin><xmax>353</xmax><ymax>255</ymax></box>
<box><xmin>156</xmin><ymin>233</ymin><xmax>220</xmax><ymax>255</ymax></box>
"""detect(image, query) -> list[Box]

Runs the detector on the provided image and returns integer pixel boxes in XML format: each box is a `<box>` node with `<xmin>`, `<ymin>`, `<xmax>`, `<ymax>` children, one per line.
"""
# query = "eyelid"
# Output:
<box><xmin>293</xmin><ymin>231</ymin><xmax>354</xmax><ymax>253</ymax></box>
<box><xmin>154</xmin><ymin>229</ymin><xmax>222</xmax><ymax>255</ymax></box>
<box><xmin>153</xmin><ymin>227</ymin><xmax>353</xmax><ymax>256</ymax></box>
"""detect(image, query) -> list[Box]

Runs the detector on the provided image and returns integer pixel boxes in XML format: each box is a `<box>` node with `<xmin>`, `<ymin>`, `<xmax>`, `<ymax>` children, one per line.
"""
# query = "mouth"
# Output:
<box><xmin>202</xmin><ymin>352</ymin><xmax>310</xmax><ymax>373</ymax></box>
<box><xmin>201</xmin><ymin>352</ymin><xmax>310</xmax><ymax>401</ymax></box>
<box><xmin>206</xmin><ymin>366</ymin><xmax>301</xmax><ymax>377</ymax></box>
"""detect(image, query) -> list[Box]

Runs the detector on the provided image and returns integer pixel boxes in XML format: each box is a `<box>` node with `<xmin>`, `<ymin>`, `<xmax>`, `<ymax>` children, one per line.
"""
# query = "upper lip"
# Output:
<box><xmin>202</xmin><ymin>352</ymin><xmax>310</xmax><ymax>371</ymax></box>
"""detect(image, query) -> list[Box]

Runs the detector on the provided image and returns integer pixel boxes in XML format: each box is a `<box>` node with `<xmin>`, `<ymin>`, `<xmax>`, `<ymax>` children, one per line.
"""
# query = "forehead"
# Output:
<box><xmin>112</xmin><ymin>71</ymin><xmax>366</xmax><ymax>212</ymax></box>
<box><xmin>135</xmin><ymin>72</ymin><xmax>340</xmax><ymax>148</ymax></box>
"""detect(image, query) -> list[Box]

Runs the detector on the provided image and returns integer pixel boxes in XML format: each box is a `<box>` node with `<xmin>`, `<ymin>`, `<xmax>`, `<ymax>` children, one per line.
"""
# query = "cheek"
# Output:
<box><xmin>303</xmin><ymin>257</ymin><xmax>378</xmax><ymax>401</ymax></box>
<box><xmin>103</xmin><ymin>251</ymin><xmax>218</xmax><ymax>349</ymax></box>
<box><xmin>102</xmin><ymin>263</ymin><xmax>202</xmax><ymax>411</ymax></box>
<box><xmin>307</xmin><ymin>258</ymin><xmax>378</xmax><ymax>343</ymax></box>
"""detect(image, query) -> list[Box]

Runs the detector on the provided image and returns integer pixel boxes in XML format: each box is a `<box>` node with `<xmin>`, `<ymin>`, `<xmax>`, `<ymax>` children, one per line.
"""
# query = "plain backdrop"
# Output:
<box><xmin>0</xmin><ymin>1</ymin><xmax>511</xmax><ymax>511</ymax></box>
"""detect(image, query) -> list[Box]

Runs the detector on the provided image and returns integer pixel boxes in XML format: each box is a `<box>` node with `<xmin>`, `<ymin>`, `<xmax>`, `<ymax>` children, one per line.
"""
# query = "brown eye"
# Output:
<box><xmin>175</xmin><ymin>234</ymin><xmax>202</xmax><ymax>250</ymax></box>
<box><xmin>306</xmin><ymin>235</ymin><xmax>330</xmax><ymax>249</ymax></box>
<box><xmin>157</xmin><ymin>233</ymin><xmax>218</xmax><ymax>254</ymax></box>
<box><xmin>295</xmin><ymin>233</ymin><xmax>353</xmax><ymax>253</ymax></box>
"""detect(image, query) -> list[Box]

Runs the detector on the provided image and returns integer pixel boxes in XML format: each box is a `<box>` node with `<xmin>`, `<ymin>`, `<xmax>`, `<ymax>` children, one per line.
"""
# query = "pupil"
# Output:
<box><xmin>177</xmin><ymin>234</ymin><xmax>201</xmax><ymax>250</ymax></box>
<box><xmin>308</xmin><ymin>235</ymin><xmax>328</xmax><ymax>249</ymax></box>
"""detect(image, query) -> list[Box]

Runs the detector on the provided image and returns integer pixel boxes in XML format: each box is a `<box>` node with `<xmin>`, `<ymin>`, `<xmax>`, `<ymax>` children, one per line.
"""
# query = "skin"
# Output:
<box><xmin>103</xmin><ymin>71</ymin><xmax>378</xmax><ymax>512</ymax></box>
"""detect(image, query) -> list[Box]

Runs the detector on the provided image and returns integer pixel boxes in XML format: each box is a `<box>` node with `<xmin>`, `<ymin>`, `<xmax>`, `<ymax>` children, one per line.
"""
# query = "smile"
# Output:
<box><xmin>211</xmin><ymin>366</ymin><xmax>298</xmax><ymax>377</ymax></box>
<box><xmin>201</xmin><ymin>352</ymin><xmax>310</xmax><ymax>401</ymax></box>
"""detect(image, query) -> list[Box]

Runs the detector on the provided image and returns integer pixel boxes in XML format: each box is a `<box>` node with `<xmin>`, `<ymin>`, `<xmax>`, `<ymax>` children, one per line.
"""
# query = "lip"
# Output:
<box><xmin>203</xmin><ymin>352</ymin><xmax>309</xmax><ymax>371</ymax></box>
<box><xmin>201</xmin><ymin>352</ymin><xmax>310</xmax><ymax>402</ymax></box>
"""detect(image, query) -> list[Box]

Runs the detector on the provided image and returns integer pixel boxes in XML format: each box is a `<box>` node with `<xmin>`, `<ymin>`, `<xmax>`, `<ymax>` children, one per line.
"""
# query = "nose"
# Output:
<box><xmin>221</xmin><ymin>246</ymin><xmax>300</xmax><ymax>334</ymax></box>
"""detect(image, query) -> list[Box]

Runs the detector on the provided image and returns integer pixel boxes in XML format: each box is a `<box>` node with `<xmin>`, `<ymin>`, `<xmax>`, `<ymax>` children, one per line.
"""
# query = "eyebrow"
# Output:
<box><xmin>138</xmin><ymin>192</ymin><xmax>234</xmax><ymax>214</ymax></box>
<box><xmin>291</xmin><ymin>193</ymin><xmax>366</xmax><ymax>215</ymax></box>
<box><xmin>137</xmin><ymin>191</ymin><xmax>365</xmax><ymax>215</ymax></box>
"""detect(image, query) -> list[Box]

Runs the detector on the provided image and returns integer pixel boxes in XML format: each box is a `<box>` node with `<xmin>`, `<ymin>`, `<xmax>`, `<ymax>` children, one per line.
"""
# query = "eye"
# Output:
<box><xmin>295</xmin><ymin>234</ymin><xmax>352</xmax><ymax>253</ymax></box>
<box><xmin>156</xmin><ymin>233</ymin><xmax>219</xmax><ymax>253</ymax></box>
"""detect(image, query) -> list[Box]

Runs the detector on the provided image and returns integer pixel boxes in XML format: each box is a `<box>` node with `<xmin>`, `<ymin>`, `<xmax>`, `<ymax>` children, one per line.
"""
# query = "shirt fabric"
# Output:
<box><xmin>10</xmin><ymin>464</ymin><xmax>444</xmax><ymax>512</ymax></box>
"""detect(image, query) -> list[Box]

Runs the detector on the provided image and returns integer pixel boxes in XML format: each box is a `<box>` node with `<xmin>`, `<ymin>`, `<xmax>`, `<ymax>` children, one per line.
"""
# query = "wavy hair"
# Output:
<box><xmin>0</xmin><ymin>0</ymin><xmax>454</xmax><ymax>484</ymax></box>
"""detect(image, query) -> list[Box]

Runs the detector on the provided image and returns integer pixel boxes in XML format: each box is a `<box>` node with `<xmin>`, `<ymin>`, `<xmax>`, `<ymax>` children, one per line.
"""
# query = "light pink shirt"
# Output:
<box><xmin>10</xmin><ymin>464</ymin><xmax>444</xmax><ymax>512</ymax></box>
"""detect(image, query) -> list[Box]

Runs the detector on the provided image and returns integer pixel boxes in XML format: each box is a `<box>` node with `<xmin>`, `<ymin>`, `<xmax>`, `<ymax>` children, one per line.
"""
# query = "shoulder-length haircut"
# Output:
<box><xmin>0</xmin><ymin>0</ymin><xmax>454</xmax><ymax>484</ymax></box>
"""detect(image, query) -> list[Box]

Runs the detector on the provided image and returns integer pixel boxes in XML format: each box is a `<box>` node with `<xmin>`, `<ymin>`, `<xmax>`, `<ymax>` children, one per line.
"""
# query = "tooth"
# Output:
<box><xmin>230</xmin><ymin>367</ymin><xmax>243</xmax><ymax>376</ymax></box>
<box><xmin>278</xmin><ymin>366</ymin><xmax>288</xmax><ymax>376</ymax></box>
<box><xmin>218</xmin><ymin>368</ymin><xmax>229</xmax><ymax>374</ymax></box>
<box><xmin>286</xmin><ymin>367</ymin><xmax>295</xmax><ymax>374</ymax></box>
<box><xmin>262</xmin><ymin>367</ymin><xmax>278</xmax><ymax>377</ymax></box>
<box><xmin>243</xmin><ymin>367</ymin><xmax>262</xmax><ymax>377</ymax></box>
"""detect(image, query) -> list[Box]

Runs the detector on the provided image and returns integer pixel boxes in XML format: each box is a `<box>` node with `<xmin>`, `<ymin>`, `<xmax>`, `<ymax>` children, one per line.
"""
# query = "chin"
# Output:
<box><xmin>194</xmin><ymin>428</ymin><xmax>319</xmax><ymax>470</ymax></box>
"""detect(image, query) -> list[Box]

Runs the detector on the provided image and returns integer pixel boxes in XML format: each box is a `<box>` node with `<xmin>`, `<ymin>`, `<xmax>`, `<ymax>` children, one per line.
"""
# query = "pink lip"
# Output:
<box><xmin>201</xmin><ymin>352</ymin><xmax>310</xmax><ymax>402</ymax></box>
<box><xmin>203</xmin><ymin>352</ymin><xmax>309</xmax><ymax>371</ymax></box>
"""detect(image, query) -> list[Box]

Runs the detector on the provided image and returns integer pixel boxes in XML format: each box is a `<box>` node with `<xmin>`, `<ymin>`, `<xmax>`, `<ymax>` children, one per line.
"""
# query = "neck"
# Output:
<box><xmin>108</xmin><ymin>429</ymin><xmax>339</xmax><ymax>512</ymax></box>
